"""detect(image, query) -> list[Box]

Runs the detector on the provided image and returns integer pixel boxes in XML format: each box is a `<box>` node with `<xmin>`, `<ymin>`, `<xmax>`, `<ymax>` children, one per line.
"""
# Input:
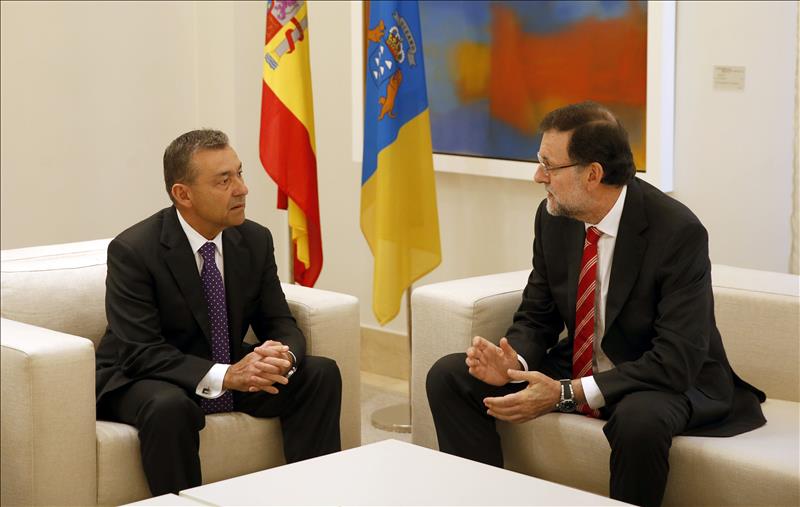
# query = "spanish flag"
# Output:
<box><xmin>259</xmin><ymin>0</ymin><xmax>322</xmax><ymax>287</ymax></box>
<box><xmin>361</xmin><ymin>0</ymin><xmax>441</xmax><ymax>325</ymax></box>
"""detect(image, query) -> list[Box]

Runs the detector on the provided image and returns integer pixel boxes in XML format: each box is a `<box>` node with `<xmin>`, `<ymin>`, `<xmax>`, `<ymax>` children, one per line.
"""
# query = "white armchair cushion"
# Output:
<box><xmin>96</xmin><ymin>413</ymin><xmax>285</xmax><ymax>506</ymax></box>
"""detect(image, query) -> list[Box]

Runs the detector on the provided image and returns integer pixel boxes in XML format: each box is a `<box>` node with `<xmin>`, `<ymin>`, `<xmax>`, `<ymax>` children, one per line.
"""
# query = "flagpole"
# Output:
<box><xmin>288</xmin><ymin>223</ymin><xmax>295</xmax><ymax>283</ymax></box>
<box><xmin>369</xmin><ymin>284</ymin><xmax>413</xmax><ymax>433</ymax></box>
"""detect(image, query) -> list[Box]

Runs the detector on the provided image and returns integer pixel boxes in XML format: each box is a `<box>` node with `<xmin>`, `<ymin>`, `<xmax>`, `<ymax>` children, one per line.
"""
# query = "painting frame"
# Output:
<box><xmin>350</xmin><ymin>1</ymin><xmax>675</xmax><ymax>192</ymax></box>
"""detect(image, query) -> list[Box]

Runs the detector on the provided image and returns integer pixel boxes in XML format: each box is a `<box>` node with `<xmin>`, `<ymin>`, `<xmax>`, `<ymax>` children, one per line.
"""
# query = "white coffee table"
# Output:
<box><xmin>123</xmin><ymin>493</ymin><xmax>208</xmax><ymax>506</ymax></box>
<box><xmin>178</xmin><ymin>439</ymin><xmax>627</xmax><ymax>505</ymax></box>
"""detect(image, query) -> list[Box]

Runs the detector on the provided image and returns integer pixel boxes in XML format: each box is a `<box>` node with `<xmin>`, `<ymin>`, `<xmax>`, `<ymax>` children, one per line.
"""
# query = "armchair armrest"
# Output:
<box><xmin>410</xmin><ymin>270</ymin><xmax>529</xmax><ymax>449</ymax></box>
<box><xmin>1</xmin><ymin>318</ymin><xmax>97</xmax><ymax>506</ymax></box>
<box><xmin>281</xmin><ymin>284</ymin><xmax>361</xmax><ymax>450</ymax></box>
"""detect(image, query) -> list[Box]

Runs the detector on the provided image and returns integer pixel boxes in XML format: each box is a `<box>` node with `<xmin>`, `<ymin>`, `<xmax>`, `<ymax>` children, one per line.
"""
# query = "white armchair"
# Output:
<box><xmin>1</xmin><ymin>239</ymin><xmax>361</xmax><ymax>506</ymax></box>
<box><xmin>411</xmin><ymin>266</ymin><xmax>799</xmax><ymax>506</ymax></box>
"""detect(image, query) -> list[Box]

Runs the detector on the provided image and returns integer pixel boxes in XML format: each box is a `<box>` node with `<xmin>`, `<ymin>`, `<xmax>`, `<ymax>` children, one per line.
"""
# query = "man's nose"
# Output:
<box><xmin>533</xmin><ymin>164</ymin><xmax>548</xmax><ymax>184</ymax></box>
<box><xmin>234</xmin><ymin>178</ymin><xmax>248</xmax><ymax>196</ymax></box>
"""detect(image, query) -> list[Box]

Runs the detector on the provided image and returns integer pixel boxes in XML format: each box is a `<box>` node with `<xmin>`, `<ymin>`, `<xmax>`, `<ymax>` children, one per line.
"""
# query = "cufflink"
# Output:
<box><xmin>202</xmin><ymin>387</ymin><xmax>210</xmax><ymax>395</ymax></box>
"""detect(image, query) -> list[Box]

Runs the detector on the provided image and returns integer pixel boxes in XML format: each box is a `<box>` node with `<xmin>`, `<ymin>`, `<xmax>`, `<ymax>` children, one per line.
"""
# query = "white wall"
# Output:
<box><xmin>1</xmin><ymin>1</ymin><xmax>797</xmax><ymax>336</ymax></box>
<box><xmin>0</xmin><ymin>0</ymin><xmax>285</xmax><ymax>262</ymax></box>
<box><xmin>1</xmin><ymin>1</ymin><xmax>195</xmax><ymax>248</ymax></box>
<box><xmin>794</xmin><ymin>2</ymin><xmax>800</xmax><ymax>275</ymax></box>
<box><xmin>671</xmin><ymin>0</ymin><xmax>797</xmax><ymax>274</ymax></box>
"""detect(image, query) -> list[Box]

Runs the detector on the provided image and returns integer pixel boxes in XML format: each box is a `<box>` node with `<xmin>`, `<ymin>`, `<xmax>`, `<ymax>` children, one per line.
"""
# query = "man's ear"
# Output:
<box><xmin>171</xmin><ymin>183</ymin><xmax>192</xmax><ymax>208</ymax></box>
<box><xmin>586</xmin><ymin>162</ymin><xmax>604</xmax><ymax>188</ymax></box>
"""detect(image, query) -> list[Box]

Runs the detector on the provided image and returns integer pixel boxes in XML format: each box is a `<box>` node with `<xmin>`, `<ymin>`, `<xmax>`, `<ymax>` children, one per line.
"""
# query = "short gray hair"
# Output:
<box><xmin>163</xmin><ymin>129</ymin><xmax>229</xmax><ymax>200</ymax></box>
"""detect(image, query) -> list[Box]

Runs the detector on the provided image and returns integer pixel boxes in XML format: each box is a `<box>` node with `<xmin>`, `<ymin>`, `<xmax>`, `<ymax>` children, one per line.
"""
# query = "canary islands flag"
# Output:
<box><xmin>259</xmin><ymin>0</ymin><xmax>322</xmax><ymax>287</ymax></box>
<box><xmin>361</xmin><ymin>0</ymin><xmax>441</xmax><ymax>325</ymax></box>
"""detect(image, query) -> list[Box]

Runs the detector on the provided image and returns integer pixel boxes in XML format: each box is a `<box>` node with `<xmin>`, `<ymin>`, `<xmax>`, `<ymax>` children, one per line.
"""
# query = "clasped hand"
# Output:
<box><xmin>466</xmin><ymin>336</ymin><xmax>561</xmax><ymax>424</ymax></box>
<box><xmin>223</xmin><ymin>340</ymin><xmax>294</xmax><ymax>394</ymax></box>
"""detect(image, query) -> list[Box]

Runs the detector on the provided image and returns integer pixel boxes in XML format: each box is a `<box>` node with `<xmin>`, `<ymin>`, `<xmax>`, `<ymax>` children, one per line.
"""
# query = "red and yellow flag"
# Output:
<box><xmin>259</xmin><ymin>0</ymin><xmax>322</xmax><ymax>287</ymax></box>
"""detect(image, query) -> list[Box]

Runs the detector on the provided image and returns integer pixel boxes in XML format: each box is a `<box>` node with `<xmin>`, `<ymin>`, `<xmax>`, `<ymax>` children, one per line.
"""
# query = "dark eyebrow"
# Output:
<box><xmin>214</xmin><ymin>163</ymin><xmax>243</xmax><ymax>178</ymax></box>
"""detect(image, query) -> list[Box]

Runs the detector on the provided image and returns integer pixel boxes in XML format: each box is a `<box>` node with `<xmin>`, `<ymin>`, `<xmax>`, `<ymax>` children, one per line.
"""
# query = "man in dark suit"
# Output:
<box><xmin>426</xmin><ymin>102</ymin><xmax>765</xmax><ymax>507</ymax></box>
<box><xmin>95</xmin><ymin>129</ymin><xmax>341</xmax><ymax>496</ymax></box>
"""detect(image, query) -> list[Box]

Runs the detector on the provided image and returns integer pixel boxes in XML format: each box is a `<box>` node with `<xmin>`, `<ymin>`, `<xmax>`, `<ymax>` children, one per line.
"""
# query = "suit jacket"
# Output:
<box><xmin>95</xmin><ymin>206</ymin><xmax>305</xmax><ymax>405</ymax></box>
<box><xmin>506</xmin><ymin>178</ymin><xmax>765</xmax><ymax>436</ymax></box>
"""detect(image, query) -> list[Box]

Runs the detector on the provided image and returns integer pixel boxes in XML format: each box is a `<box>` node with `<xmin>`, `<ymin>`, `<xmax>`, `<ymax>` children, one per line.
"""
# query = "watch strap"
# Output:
<box><xmin>286</xmin><ymin>350</ymin><xmax>298</xmax><ymax>378</ymax></box>
<box><xmin>556</xmin><ymin>378</ymin><xmax>577</xmax><ymax>412</ymax></box>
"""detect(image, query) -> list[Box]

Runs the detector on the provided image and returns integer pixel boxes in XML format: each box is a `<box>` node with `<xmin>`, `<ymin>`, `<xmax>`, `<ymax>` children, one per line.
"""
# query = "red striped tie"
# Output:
<box><xmin>573</xmin><ymin>226</ymin><xmax>602</xmax><ymax>418</ymax></box>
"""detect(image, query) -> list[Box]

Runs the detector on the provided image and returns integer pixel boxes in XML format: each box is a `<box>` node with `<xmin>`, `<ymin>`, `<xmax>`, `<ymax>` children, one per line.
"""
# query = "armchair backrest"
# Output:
<box><xmin>0</xmin><ymin>239</ymin><xmax>321</xmax><ymax>352</ymax></box>
<box><xmin>710</xmin><ymin>265</ymin><xmax>799</xmax><ymax>402</ymax></box>
<box><xmin>411</xmin><ymin>265</ymin><xmax>799</xmax><ymax>403</ymax></box>
<box><xmin>1</xmin><ymin>239</ymin><xmax>111</xmax><ymax>347</ymax></box>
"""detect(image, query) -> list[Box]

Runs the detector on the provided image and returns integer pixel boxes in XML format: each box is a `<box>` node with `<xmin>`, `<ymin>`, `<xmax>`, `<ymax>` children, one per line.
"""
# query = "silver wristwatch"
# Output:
<box><xmin>555</xmin><ymin>379</ymin><xmax>577</xmax><ymax>412</ymax></box>
<box><xmin>286</xmin><ymin>351</ymin><xmax>298</xmax><ymax>379</ymax></box>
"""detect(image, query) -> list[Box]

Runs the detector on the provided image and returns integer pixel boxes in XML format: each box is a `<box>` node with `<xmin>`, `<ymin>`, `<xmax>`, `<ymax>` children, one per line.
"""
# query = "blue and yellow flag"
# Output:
<box><xmin>361</xmin><ymin>0</ymin><xmax>441</xmax><ymax>325</ymax></box>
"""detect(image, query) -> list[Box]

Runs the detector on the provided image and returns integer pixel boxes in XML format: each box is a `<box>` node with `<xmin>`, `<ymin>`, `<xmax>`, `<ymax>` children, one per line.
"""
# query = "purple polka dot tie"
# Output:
<box><xmin>198</xmin><ymin>242</ymin><xmax>234</xmax><ymax>414</ymax></box>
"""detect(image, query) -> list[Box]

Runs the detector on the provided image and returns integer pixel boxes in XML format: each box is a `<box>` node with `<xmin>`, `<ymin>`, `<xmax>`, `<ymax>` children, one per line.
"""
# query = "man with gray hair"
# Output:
<box><xmin>95</xmin><ymin>129</ymin><xmax>341</xmax><ymax>496</ymax></box>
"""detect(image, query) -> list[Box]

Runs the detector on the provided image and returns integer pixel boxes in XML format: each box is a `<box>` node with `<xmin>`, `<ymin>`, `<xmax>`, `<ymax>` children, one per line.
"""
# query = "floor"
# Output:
<box><xmin>360</xmin><ymin>371</ymin><xmax>412</xmax><ymax>445</ymax></box>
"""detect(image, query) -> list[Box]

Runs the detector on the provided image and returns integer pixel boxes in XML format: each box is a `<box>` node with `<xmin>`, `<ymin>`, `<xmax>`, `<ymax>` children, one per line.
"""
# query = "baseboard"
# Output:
<box><xmin>361</xmin><ymin>325</ymin><xmax>409</xmax><ymax>380</ymax></box>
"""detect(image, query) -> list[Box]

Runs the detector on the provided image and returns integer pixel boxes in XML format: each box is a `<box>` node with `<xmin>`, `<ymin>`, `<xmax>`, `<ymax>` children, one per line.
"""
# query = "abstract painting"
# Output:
<box><xmin>419</xmin><ymin>0</ymin><xmax>648</xmax><ymax>170</ymax></box>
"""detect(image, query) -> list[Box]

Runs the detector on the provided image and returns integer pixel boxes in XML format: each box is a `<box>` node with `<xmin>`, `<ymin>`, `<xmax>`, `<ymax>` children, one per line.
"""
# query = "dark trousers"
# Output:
<box><xmin>426</xmin><ymin>353</ymin><xmax>691</xmax><ymax>507</ymax></box>
<box><xmin>97</xmin><ymin>356</ymin><xmax>342</xmax><ymax>496</ymax></box>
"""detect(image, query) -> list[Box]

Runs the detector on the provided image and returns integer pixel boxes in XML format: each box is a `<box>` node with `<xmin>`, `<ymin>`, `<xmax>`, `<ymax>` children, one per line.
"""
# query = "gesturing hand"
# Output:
<box><xmin>465</xmin><ymin>336</ymin><xmax>521</xmax><ymax>386</ymax></box>
<box><xmin>223</xmin><ymin>341</ymin><xmax>293</xmax><ymax>394</ymax></box>
<box><xmin>483</xmin><ymin>370</ymin><xmax>561</xmax><ymax>423</ymax></box>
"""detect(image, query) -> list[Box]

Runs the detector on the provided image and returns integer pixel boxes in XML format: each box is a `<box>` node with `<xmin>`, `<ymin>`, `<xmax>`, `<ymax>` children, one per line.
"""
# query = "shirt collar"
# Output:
<box><xmin>176</xmin><ymin>208</ymin><xmax>224</xmax><ymax>257</ymax></box>
<box><xmin>585</xmin><ymin>185</ymin><xmax>627</xmax><ymax>239</ymax></box>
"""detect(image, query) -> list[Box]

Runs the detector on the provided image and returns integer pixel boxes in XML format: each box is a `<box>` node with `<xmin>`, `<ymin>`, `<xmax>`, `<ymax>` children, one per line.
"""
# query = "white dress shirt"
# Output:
<box><xmin>515</xmin><ymin>185</ymin><xmax>627</xmax><ymax>409</ymax></box>
<box><xmin>176</xmin><ymin>210</ymin><xmax>230</xmax><ymax>400</ymax></box>
<box><xmin>580</xmin><ymin>184</ymin><xmax>627</xmax><ymax>409</ymax></box>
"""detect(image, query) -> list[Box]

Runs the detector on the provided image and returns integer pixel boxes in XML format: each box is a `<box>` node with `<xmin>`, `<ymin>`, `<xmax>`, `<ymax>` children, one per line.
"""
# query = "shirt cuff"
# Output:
<box><xmin>510</xmin><ymin>354</ymin><xmax>529</xmax><ymax>384</ymax></box>
<box><xmin>196</xmin><ymin>363</ymin><xmax>230</xmax><ymax>399</ymax></box>
<box><xmin>580</xmin><ymin>376</ymin><xmax>607</xmax><ymax>409</ymax></box>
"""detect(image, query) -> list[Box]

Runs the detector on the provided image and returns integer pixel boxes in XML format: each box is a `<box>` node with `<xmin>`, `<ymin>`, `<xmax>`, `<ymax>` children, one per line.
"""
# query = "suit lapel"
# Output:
<box><xmin>605</xmin><ymin>179</ymin><xmax>648</xmax><ymax>335</ymax></box>
<box><xmin>223</xmin><ymin>226</ymin><xmax>249</xmax><ymax>359</ymax></box>
<box><xmin>161</xmin><ymin>207</ymin><xmax>212</xmax><ymax>345</ymax></box>
<box><xmin>564</xmin><ymin>219</ymin><xmax>585</xmax><ymax>334</ymax></box>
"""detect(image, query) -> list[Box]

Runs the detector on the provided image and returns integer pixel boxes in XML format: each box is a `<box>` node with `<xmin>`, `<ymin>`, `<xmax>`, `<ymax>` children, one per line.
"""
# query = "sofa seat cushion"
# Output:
<box><xmin>663</xmin><ymin>399</ymin><xmax>799</xmax><ymax>506</ymax></box>
<box><xmin>500</xmin><ymin>399</ymin><xmax>799</xmax><ymax>507</ymax></box>
<box><xmin>96</xmin><ymin>412</ymin><xmax>284</xmax><ymax>506</ymax></box>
